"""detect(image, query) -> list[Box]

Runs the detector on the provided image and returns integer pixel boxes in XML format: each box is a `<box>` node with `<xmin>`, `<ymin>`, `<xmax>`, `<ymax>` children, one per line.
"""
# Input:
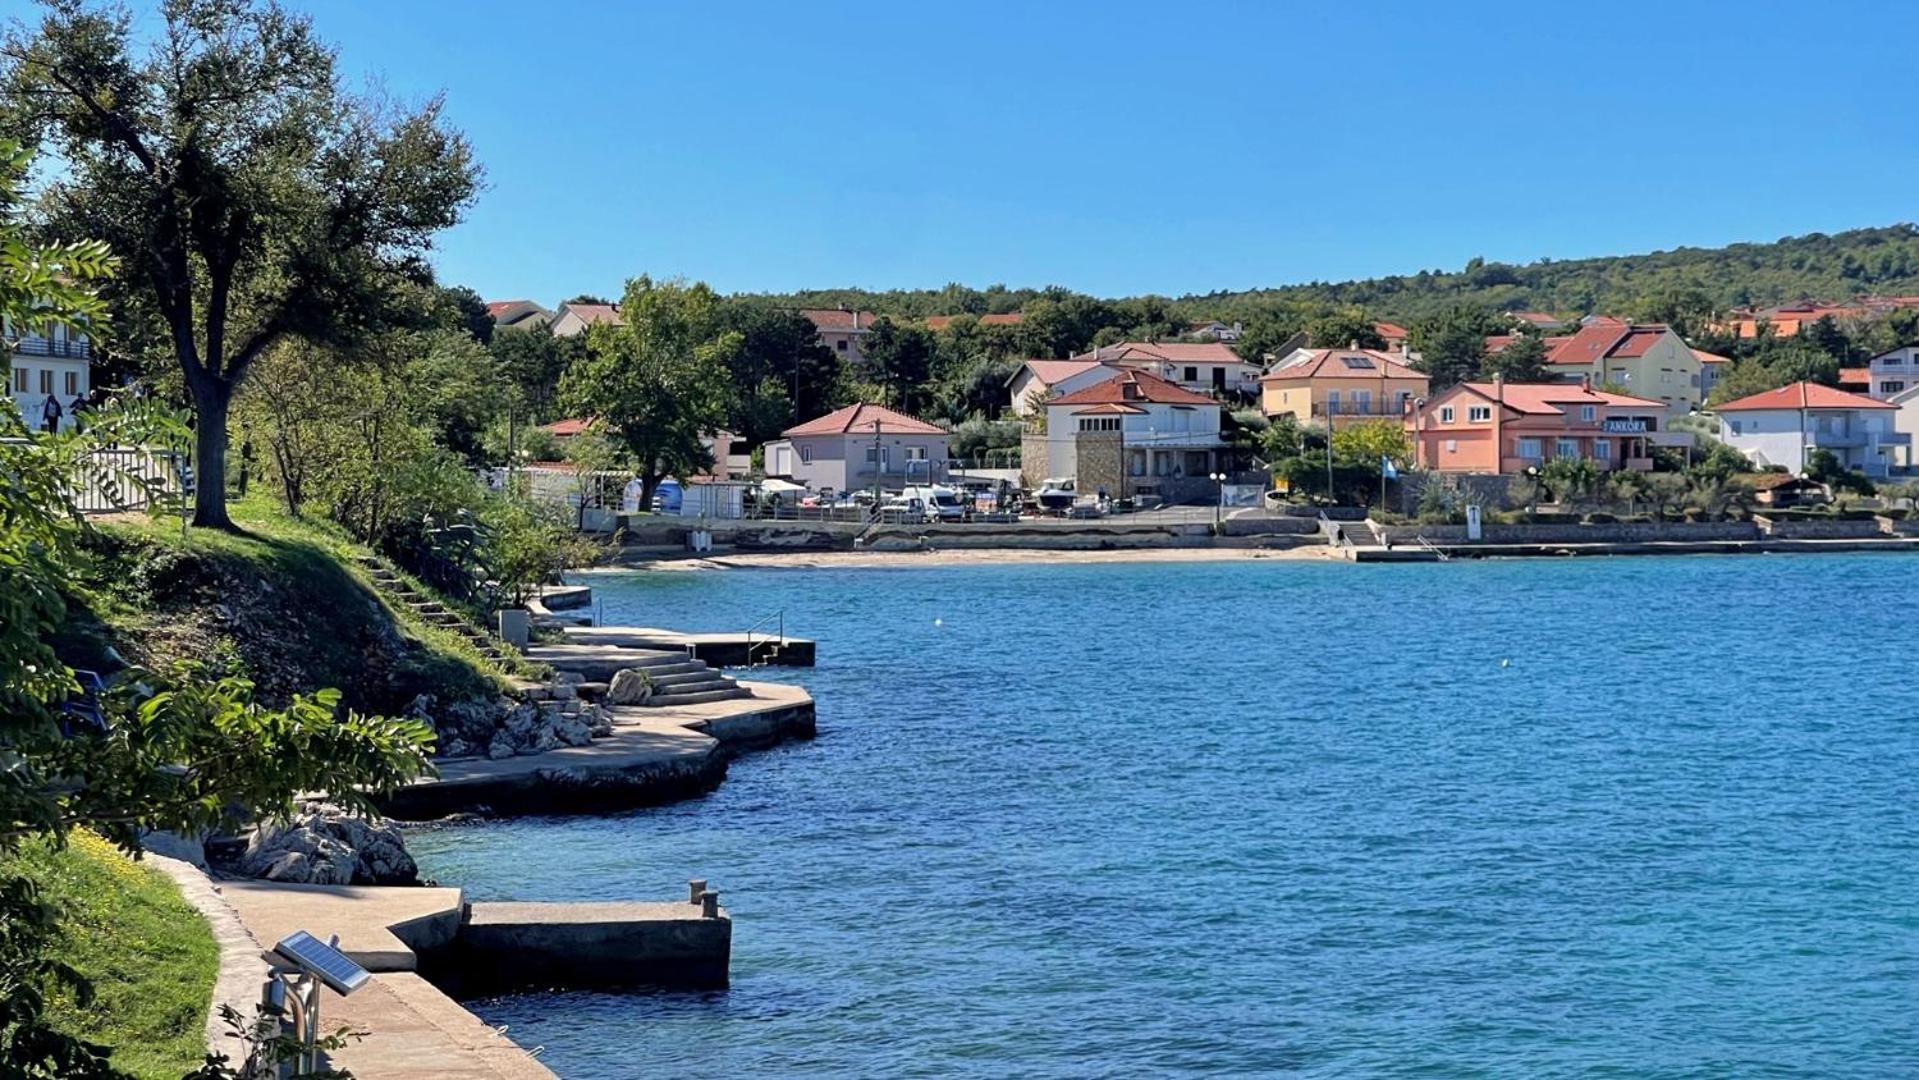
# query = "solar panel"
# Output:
<box><xmin>1341</xmin><ymin>356</ymin><xmax>1376</xmax><ymax>369</ymax></box>
<box><xmin>274</xmin><ymin>930</ymin><xmax>371</xmax><ymax>995</ymax></box>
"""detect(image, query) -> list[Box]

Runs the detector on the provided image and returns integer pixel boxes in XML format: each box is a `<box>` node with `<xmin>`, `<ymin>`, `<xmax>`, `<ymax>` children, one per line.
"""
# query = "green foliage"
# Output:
<box><xmin>947</xmin><ymin>418</ymin><xmax>1022</xmax><ymax>462</ymax></box>
<box><xmin>1409</xmin><ymin>305</ymin><xmax>1497</xmax><ymax>390</ymax></box>
<box><xmin>559</xmin><ymin>276</ymin><xmax>734</xmax><ymax>507</ymax></box>
<box><xmin>1539</xmin><ymin>456</ymin><xmax>1600</xmax><ymax>503</ymax></box>
<box><xmin>714</xmin><ymin>302</ymin><xmax>844</xmax><ymax>443</ymax></box>
<box><xmin>1706</xmin><ymin>338</ymin><xmax>1842</xmax><ymax>405</ymax></box>
<box><xmin>477</xmin><ymin>494</ymin><xmax>597</xmax><ymax>607</ymax></box>
<box><xmin>1259</xmin><ymin>414</ymin><xmax>1306</xmax><ymax>461</ymax></box>
<box><xmin>859</xmin><ymin>317</ymin><xmax>938</xmax><ymax>414</ymax></box>
<box><xmin>488</xmin><ymin>330</ymin><xmax>585</xmax><ymax>425</ymax></box>
<box><xmin>1</xmin><ymin>0</ymin><xmax>480</xmax><ymax>527</ymax></box>
<box><xmin>1305</xmin><ymin>308</ymin><xmax>1385</xmax><ymax>350</ymax></box>
<box><xmin>1804</xmin><ymin>449</ymin><xmax>1876</xmax><ymax>495</ymax></box>
<box><xmin>1481</xmin><ymin>330</ymin><xmax>1550</xmax><ymax>382</ymax></box>
<box><xmin>1330</xmin><ymin>419</ymin><xmax>1411</xmax><ymax>470</ymax></box>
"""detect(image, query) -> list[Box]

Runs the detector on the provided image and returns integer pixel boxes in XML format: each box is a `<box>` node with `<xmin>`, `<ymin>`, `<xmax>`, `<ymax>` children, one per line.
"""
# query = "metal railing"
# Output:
<box><xmin>1414</xmin><ymin>534</ymin><xmax>1451</xmax><ymax>560</ymax></box>
<box><xmin>744</xmin><ymin>609</ymin><xmax>785</xmax><ymax>666</ymax></box>
<box><xmin>10</xmin><ymin>336</ymin><xmax>91</xmax><ymax>359</ymax></box>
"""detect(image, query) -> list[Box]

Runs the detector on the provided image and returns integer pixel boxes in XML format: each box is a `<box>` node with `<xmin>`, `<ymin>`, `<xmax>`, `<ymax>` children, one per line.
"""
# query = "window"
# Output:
<box><xmin>1517</xmin><ymin>437</ymin><xmax>1542</xmax><ymax>459</ymax></box>
<box><xmin>1594</xmin><ymin>439</ymin><xmax>1611</xmax><ymax>460</ymax></box>
<box><xmin>1883</xmin><ymin>380</ymin><xmax>1906</xmax><ymax>394</ymax></box>
<box><xmin>799</xmin><ymin>446</ymin><xmax>813</xmax><ymax>464</ymax></box>
<box><xmin>1444</xmin><ymin>439</ymin><xmax>1458</xmax><ymax>454</ymax></box>
<box><xmin>836</xmin><ymin>339</ymin><xmax>848</xmax><ymax>352</ymax></box>
<box><xmin>865</xmin><ymin>446</ymin><xmax>888</xmax><ymax>470</ymax></box>
<box><xmin>905</xmin><ymin>446</ymin><xmax>927</xmax><ymax>461</ymax></box>
<box><xmin>1440</xmin><ymin>406</ymin><xmax>1455</xmax><ymax>423</ymax></box>
<box><xmin>1661</xmin><ymin>370</ymin><xmax>1672</xmax><ymax>384</ymax></box>
<box><xmin>1183</xmin><ymin>366</ymin><xmax>1198</xmax><ymax>383</ymax></box>
<box><xmin>63</xmin><ymin>371</ymin><xmax>77</xmax><ymax>396</ymax></box>
<box><xmin>12</xmin><ymin>367</ymin><xmax>25</xmax><ymax>393</ymax></box>
<box><xmin>38</xmin><ymin>369</ymin><xmax>52</xmax><ymax>394</ymax></box>
<box><xmin>1579</xmin><ymin>405</ymin><xmax>1596</xmax><ymax>422</ymax></box>
<box><xmin>1728</xmin><ymin>420</ymin><xmax>1742</xmax><ymax>434</ymax></box>
<box><xmin>1468</xmin><ymin>405</ymin><xmax>1491</xmax><ymax>422</ymax></box>
<box><xmin>1612</xmin><ymin>369</ymin><xmax>1631</xmax><ymax>382</ymax></box>
<box><xmin>1555</xmin><ymin>438</ymin><xmax>1579</xmax><ymax>459</ymax></box>
<box><xmin>1327</xmin><ymin>391</ymin><xmax>1342</xmax><ymax>415</ymax></box>
<box><xmin>1076</xmin><ymin>417</ymin><xmax>1120</xmax><ymax>432</ymax></box>
<box><xmin>1353</xmin><ymin>390</ymin><xmax>1372</xmax><ymax>414</ymax></box>
<box><xmin>1885</xmin><ymin>354</ymin><xmax>1906</xmax><ymax>366</ymax></box>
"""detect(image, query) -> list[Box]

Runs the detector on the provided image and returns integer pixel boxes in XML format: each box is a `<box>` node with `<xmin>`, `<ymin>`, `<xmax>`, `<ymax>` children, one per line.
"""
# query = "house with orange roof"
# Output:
<box><xmin>1544</xmin><ymin>322</ymin><xmax>1703</xmax><ymax>410</ymax></box>
<box><xmin>1373</xmin><ymin>322</ymin><xmax>1410</xmax><ymax>350</ymax></box>
<box><xmin>1505</xmin><ymin>311</ymin><xmax>1566</xmax><ymax>331</ymax></box>
<box><xmin>1714</xmin><ymin>381</ymin><xmax>1909</xmax><ymax>477</ymax></box>
<box><xmin>761</xmin><ymin>402</ymin><xmax>949</xmax><ymax>492</ymax></box>
<box><xmin>1407</xmin><ymin>379</ymin><xmax>1679</xmax><ymax>475</ymax></box>
<box><xmin>798</xmin><ymin>309</ymin><xmax>880</xmax><ymax>365</ymax></box>
<box><xmin>1024</xmin><ymin>369</ymin><xmax>1227</xmax><ymax>503</ymax></box>
<box><xmin>1257</xmin><ymin>347</ymin><xmax>1429</xmax><ymax>428</ymax></box>
<box><xmin>1692</xmin><ymin>348</ymin><xmax>1733</xmax><ymax>398</ymax></box>
<box><xmin>1005</xmin><ymin>358</ymin><xmax>1122</xmax><ymax>417</ymax></box>
<box><xmin>1856</xmin><ymin>344</ymin><xmax>1919</xmax><ymax>400</ymax></box>
<box><xmin>487</xmin><ymin>299</ymin><xmax>552</xmax><ymax>334</ymax></box>
<box><xmin>548</xmin><ymin>301</ymin><xmax>623</xmax><ymax>338</ymax></box>
<box><xmin>1073</xmin><ymin>340</ymin><xmax>1260</xmax><ymax>397</ymax></box>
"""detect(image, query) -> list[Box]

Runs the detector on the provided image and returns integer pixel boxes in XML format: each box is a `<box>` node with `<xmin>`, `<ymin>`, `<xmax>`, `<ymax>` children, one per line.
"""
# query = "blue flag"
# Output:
<box><xmin>1381</xmin><ymin>456</ymin><xmax>1399</xmax><ymax>480</ymax></box>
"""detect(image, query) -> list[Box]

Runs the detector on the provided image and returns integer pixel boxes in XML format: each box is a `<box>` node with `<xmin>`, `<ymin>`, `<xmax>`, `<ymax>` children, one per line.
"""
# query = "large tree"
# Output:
<box><xmin>559</xmin><ymin>276</ymin><xmax>737</xmax><ymax>508</ymax></box>
<box><xmin>1409</xmin><ymin>304</ymin><xmax>1497</xmax><ymax>390</ymax></box>
<box><xmin>1482</xmin><ymin>329</ymin><xmax>1550</xmax><ymax>382</ymax></box>
<box><xmin>0</xmin><ymin>0</ymin><xmax>479</xmax><ymax>528</ymax></box>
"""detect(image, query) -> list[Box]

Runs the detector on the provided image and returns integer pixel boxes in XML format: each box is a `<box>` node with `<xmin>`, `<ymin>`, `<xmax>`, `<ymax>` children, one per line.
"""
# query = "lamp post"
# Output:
<box><xmin>1209</xmin><ymin>471</ymin><xmax>1226</xmax><ymax>532</ymax></box>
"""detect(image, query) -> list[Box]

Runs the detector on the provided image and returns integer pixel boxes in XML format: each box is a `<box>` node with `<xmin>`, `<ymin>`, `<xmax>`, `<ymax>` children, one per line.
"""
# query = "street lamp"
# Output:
<box><xmin>1209</xmin><ymin>471</ymin><xmax>1226</xmax><ymax>532</ymax></box>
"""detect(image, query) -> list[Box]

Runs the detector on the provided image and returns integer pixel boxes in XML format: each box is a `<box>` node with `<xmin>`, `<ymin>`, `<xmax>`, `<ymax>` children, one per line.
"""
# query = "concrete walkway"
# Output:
<box><xmin>382</xmin><ymin>681</ymin><xmax>815</xmax><ymax>819</ymax></box>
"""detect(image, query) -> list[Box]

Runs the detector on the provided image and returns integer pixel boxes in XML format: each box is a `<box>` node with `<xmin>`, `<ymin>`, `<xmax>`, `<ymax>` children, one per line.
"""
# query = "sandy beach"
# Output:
<box><xmin>602</xmin><ymin>545</ymin><xmax>1340</xmax><ymax>571</ymax></box>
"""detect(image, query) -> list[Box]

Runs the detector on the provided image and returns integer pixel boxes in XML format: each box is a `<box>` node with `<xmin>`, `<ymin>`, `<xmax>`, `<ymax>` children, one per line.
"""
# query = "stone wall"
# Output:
<box><xmin>1020</xmin><ymin>431</ymin><xmax>1050</xmax><ymax>489</ymax></box>
<box><xmin>1076</xmin><ymin>431</ymin><xmax>1124</xmax><ymax>498</ymax></box>
<box><xmin>1219</xmin><ymin>516</ymin><xmax>1322</xmax><ymax>537</ymax></box>
<box><xmin>1371</xmin><ymin>520</ymin><xmax>1759</xmax><ymax>544</ymax></box>
<box><xmin>1753</xmin><ymin>515</ymin><xmax>1885</xmax><ymax>539</ymax></box>
<box><xmin>1878</xmin><ymin>515</ymin><xmax>1919</xmax><ymax>536</ymax></box>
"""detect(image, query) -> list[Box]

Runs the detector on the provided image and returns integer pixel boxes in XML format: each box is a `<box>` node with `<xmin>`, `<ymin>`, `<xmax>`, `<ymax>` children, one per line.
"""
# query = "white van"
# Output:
<box><xmin>900</xmin><ymin>484</ymin><xmax>968</xmax><ymax>522</ymax></box>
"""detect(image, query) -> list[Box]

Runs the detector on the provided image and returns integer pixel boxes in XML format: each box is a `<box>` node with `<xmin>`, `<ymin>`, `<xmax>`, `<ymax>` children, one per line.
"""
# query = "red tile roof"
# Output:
<box><xmin>1260</xmin><ymin>348</ymin><xmax>1427</xmax><ymax>382</ymax></box>
<box><xmin>1374</xmin><ymin>321</ymin><xmax>1410</xmax><ymax>341</ymax></box>
<box><xmin>1071</xmin><ymin>402</ymin><xmax>1146</xmax><ymax>415</ymax></box>
<box><xmin>540</xmin><ymin>417</ymin><xmax>595</xmax><ymax>437</ymax></box>
<box><xmin>1693</xmin><ymin>349</ymin><xmax>1733</xmax><ymax>365</ymax></box>
<box><xmin>1076</xmin><ymin>341</ymin><xmax>1245</xmax><ymax>365</ymax></box>
<box><xmin>1546</xmin><ymin>323</ymin><xmax>1675</xmax><ymax>366</ymax></box>
<box><xmin>781</xmin><ymin>402</ymin><xmax>947</xmax><ymax>437</ymax></box>
<box><xmin>1050</xmin><ymin>368</ymin><xmax>1218</xmax><ymax>407</ymax></box>
<box><xmin>799</xmin><ymin>309</ymin><xmax>879</xmax><ymax>332</ymax></box>
<box><xmin>1017</xmin><ymin>359</ymin><xmax>1108</xmax><ymax>386</ymax></box>
<box><xmin>486</xmin><ymin>299</ymin><xmax>527</xmax><ymax>316</ymax></box>
<box><xmin>1713</xmin><ymin>381</ymin><xmax>1896</xmax><ymax>412</ymax></box>
<box><xmin>1838</xmin><ymin>367</ymin><xmax>1871</xmax><ymax>387</ymax></box>
<box><xmin>1453</xmin><ymin>382</ymin><xmax>1665</xmax><ymax>416</ymax></box>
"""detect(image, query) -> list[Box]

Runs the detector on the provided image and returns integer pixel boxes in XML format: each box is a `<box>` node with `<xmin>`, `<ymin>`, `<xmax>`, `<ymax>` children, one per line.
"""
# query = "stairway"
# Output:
<box><xmin>565</xmin><ymin>650</ymin><xmax>752</xmax><ymax>707</ymax></box>
<box><xmin>353</xmin><ymin>554</ymin><xmax>519</xmax><ymax>671</ymax></box>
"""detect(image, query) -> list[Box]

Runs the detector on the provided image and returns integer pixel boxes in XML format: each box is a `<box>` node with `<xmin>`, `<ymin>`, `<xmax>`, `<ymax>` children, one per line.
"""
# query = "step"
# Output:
<box><xmin>643</xmin><ymin>686</ymin><xmax>753</xmax><ymax>707</ymax></box>
<box><xmin>646</xmin><ymin>670</ymin><xmax>734</xmax><ymax>689</ymax></box>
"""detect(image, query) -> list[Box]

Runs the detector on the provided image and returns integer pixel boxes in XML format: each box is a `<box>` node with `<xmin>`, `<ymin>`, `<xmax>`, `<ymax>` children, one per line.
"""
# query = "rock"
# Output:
<box><xmin>237</xmin><ymin>801</ymin><xmax>418</xmax><ymax>886</ymax></box>
<box><xmin>606</xmin><ymin>668</ymin><xmax>656</xmax><ymax>706</ymax></box>
<box><xmin>487</xmin><ymin>733</ymin><xmax>516</xmax><ymax>759</ymax></box>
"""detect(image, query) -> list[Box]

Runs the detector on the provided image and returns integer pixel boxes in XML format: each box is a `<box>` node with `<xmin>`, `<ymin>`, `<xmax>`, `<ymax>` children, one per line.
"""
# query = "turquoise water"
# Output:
<box><xmin>408</xmin><ymin>554</ymin><xmax>1919</xmax><ymax>1077</ymax></box>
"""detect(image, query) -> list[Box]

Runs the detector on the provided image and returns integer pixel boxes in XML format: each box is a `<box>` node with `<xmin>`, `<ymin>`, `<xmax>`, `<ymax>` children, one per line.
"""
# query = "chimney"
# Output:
<box><xmin>1349</xmin><ymin>339</ymin><xmax>1360</xmax><ymax>351</ymax></box>
<box><xmin>852</xmin><ymin>309</ymin><xmax>860</xmax><ymax>331</ymax></box>
<box><xmin>1580</xmin><ymin>373</ymin><xmax>1591</xmax><ymax>391</ymax></box>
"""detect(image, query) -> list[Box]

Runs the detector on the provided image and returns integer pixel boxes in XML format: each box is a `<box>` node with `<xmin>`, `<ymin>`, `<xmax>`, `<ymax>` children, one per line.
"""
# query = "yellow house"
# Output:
<box><xmin>1258</xmin><ymin>347</ymin><xmax>1430</xmax><ymax>427</ymax></box>
<box><xmin>1545</xmin><ymin>322</ymin><xmax>1703</xmax><ymax>411</ymax></box>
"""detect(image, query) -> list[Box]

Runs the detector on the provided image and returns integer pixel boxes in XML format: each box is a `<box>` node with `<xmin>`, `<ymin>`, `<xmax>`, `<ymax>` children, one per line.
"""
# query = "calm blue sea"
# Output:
<box><xmin>408</xmin><ymin>554</ymin><xmax>1919</xmax><ymax>1077</ymax></box>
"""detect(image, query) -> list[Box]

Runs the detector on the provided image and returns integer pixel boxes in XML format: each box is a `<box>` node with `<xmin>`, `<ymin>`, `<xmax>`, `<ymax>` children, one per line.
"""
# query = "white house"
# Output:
<box><xmin>1715</xmin><ymin>381</ymin><xmax>1910</xmax><ymax>478</ymax></box>
<box><xmin>1005</xmin><ymin>359</ymin><xmax>1122</xmax><ymax>417</ymax></box>
<box><xmin>762</xmin><ymin>402</ymin><xmax>949</xmax><ymax>493</ymax></box>
<box><xmin>1074</xmin><ymin>341</ymin><xmax>1259</xmax><ymax>397</ymax></box>
<box><xmin>1858</xmin><ymin>345</ymin><xmax>1919</xmax><ymax>400</ymax></box>
<box><xmin>7</xmin><ymin>320</ymin><xmax>91</xmax><ymax>431</ymax></box>
<box><xmin>799</xmin><ymin>309</ymin><xmax>878</xmax><ymax>367</ymax></box>
<box><xmin>1026</xmin><ymin>369</ymin><xmax>1226</xmax><ymax>503</ymax></box>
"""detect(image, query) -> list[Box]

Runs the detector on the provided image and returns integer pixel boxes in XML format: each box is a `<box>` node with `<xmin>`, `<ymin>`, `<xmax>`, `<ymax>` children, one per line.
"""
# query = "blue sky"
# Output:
<box><xmin>277</xmin><ymin>1</ymin><xmax>1919</xmax><ymax>303</ymax></box>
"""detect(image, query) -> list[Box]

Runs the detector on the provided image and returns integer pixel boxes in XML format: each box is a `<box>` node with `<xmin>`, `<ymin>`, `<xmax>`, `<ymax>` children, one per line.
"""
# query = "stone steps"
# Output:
<box><xmin>646</xmin><ymin>685</ymin><xmax>753</xmax><ymax>707</ymax></box>
<box><xmin>354</xmin><ymin>554</ymin><xmax>517</xmax><ymax>673</ymax></box>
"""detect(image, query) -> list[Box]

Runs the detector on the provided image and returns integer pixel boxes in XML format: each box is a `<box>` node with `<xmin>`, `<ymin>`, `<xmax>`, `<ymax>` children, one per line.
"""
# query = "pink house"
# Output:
<box><xmin>1408</xmin><ymin>380</ymin><xmax>1676</xmax><ymax>474</ymax></box>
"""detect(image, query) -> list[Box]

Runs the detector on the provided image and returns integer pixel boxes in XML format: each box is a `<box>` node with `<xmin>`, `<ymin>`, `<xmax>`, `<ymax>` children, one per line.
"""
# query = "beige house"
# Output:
<box><xmin>1075</xmin><ymin>341</ymin><xmax>1259</xmax><ymax>397</ymax></box>
<box><xmin>548</xmin><ymin>302</ymin><xmax>623</xmax><ymax>338</ymax></box>
<box><xmin>1258</xmin><ymin>347</ymin><xmax>1429</xmax><ymax>428</ymax></box>
<box><xmin>1005</xmin><ymin>359</ymin><xmax>1122</xmax><ymax>417</ymax></box>
<box><xmin>800</xmin><ymin>309</ymin><xmax>878</xmax><ymax>366</ymax></box>
<box><xmin>762</xmin><ymin>402</ymin><xmax>949</xmax><ymax>493</ymax></box>
<box><xmin>1545</xmin><ymin>322</ymin><xmax>1702</xmax><ymax>411</ymax></box>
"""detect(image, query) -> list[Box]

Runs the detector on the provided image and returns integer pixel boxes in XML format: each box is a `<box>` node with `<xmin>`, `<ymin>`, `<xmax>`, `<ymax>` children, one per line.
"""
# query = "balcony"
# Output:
<box><xmin>11</xmin><ymin>336</ymin><xmax>91</xmax><ymax>359</ymax></box>
<box><xmin>1313</xmin><ymin>403</ymin><xmax>1409</xmax><ymax>421</ymax></box>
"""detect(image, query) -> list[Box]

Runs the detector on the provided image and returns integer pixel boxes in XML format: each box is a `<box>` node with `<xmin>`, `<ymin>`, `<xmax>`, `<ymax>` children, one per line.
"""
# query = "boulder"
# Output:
<box><xmin>237</xmin><ymin>801</ymin><xmax>418</xmax><ymax>886</ymax></box>
<box><xmin>606</xmin><ymin>668</ymin><xmax>656</xmax><ymax>705</ymax></box>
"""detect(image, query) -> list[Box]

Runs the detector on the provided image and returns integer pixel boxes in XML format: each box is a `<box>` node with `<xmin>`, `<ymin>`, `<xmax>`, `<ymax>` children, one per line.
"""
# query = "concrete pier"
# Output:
<box><xmin>441</xmin><ymin>897</ymin><xmax>731</xmax><ymax>994</ymax></box>
<box><xmin>561</xmin><ymin>624</ymin><xmax>817</xmax><ymax>667</ymax></box>
<box><xmin>379</xmin><ymin>681</ymin><xmax>816</xmax><ymax>819</ymax></box>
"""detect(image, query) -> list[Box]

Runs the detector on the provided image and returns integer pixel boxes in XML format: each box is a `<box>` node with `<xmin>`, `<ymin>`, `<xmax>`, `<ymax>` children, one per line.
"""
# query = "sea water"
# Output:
<box><xmin>408</xmin><ymin>553</ymin><xmax>1919</xmax><ymax>1076</ymax></box>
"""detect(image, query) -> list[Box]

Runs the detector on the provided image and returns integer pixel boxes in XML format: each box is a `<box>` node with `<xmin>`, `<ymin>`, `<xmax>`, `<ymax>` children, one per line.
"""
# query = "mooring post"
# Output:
<box><xmin>701</xmin><ymin>890</ymin><xmax>720</xmax><ymax>919</ymax></box>
<box><xmin>688</xmin><ymin>879</ymin><xmax>707</xmax><ymax>904</ymax></box>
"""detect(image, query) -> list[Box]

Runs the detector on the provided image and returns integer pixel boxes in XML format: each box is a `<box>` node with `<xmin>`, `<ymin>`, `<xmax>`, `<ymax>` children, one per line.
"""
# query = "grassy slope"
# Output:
<box><xmin>4</xmin><ymin>832</ymin><xmax>218</xmax><ymax>1079</ymax></box>
<box><xmin>56</xmin><ymin>493</ymin><xmax>516</xmax><ymax>716</ymax></box>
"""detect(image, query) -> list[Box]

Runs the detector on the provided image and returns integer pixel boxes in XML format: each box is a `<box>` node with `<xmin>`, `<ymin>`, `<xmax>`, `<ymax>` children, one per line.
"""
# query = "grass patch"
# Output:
<box><xmin>55</xmin><ymin>492</ymin><xmax>522</xmax><ymax>716</ymax></box>
<box><xmin>3</xmin><ymin>832</ymin><xmax>218</xmax><ymax>1079</ymax></box>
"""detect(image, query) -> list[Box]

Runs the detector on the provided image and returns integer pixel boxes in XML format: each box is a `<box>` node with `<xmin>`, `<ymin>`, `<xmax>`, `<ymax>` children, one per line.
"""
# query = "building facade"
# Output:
<box><xmin>1006</xmin><ymin>359</ymin><xmax>1121</xmax><ymax>417</ymax></box>
<box><xmin>799</xmin><ymin>309</ymin><xmax>878</xmax><ymax>367</ymax></box>
<box><xmin>1857</xmin><ymin>345</ymin><xmax>1919</xmax><ymax>400</ymax></box>
<box><xmin>1545</xmin><ymin>323</ymin><xmax>1703</xmax><ymax>411</ymax></box>
<box><xmin>1714</xmin><ymin>381</ymin><xmax>1909</xmax><ymax>477</ymax></box>
<box><xmin>1074</xmin><ymin>341</ymin><xmax>1259</xmax><ymax>397</ymax></box>
<box><xmin>7</xmin><ymin>321</ymin><xmax>91</xmax><ymax>431</ymax></box>
<box><xmin>547</xmin><ymin>302</ymin><xmax>623</xmax><ymax>338</ymax></box>
<box><xmin>1258</xmin><ymin>347</ymin><xmax>1429</xmax><ymax>428</ymax></box>
<box><xmin>1408</xmin><ymin>380</ymin><xmax>1678</xmax><ymax>475</ymax></box>
<box><xmin>1024</xmin><ymin>369</ymin><xmax>1225</xmax><ymax>503</ymax></box>
<box><xmin>761</xmin><ymin>402</ymin><xmax>949</xmax><ymax>493</ymax></box>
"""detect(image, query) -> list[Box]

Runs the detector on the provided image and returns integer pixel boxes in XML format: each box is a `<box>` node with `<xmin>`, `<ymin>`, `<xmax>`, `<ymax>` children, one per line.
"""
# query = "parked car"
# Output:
<box><xmin>900</xmin><ymin>484</ymin><xmax>967</xmax><ymax>522</ymax></box>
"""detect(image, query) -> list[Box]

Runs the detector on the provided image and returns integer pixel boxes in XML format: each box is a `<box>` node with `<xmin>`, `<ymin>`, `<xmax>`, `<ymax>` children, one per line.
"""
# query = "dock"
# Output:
<box><xmin>379</xmin><ymin>681</ymin><xmax>816</xmax><ymax>819</ymax></box>
<box><xmin>560</xmin><ymin>624</ymin><xmax>816</xmax><ymax>666</ymax></box>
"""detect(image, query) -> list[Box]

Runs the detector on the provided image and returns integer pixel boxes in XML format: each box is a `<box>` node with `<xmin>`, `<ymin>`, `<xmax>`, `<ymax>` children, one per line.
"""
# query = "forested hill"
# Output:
<box><xmin>746</xmin><ymin>224</ymin><xmax>1919</xmax><ymax>325</ymax></box>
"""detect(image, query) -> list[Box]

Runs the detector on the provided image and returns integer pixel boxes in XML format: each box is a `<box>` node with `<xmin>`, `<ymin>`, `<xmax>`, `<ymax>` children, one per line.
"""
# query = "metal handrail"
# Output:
<box><xmin>1414</xmin><ymin>534</ymin><xmax>1451</xmax><ymax>561</ymax></box>
<box><xmin>744</xmin><ymin>608</ymin><xmax>785</xmax><ymax>666</ymax></box>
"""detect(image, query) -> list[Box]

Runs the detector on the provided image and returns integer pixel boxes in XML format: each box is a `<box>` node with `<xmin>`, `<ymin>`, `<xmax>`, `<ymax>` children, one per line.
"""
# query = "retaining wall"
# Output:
<box><xmin>1372</xmin><ymin>520</ymin><xmax>1760</xmax><ymax>544</ymax></box>
<box><xmin>1754</xmin><ymin>516</ymin><xmax>1887</xmax><ymax>539</ymax></box>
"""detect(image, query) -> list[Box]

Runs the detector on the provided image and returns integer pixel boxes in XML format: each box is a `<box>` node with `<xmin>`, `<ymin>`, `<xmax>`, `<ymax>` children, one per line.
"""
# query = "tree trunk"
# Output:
<box><xmin>189</xmin><ymin>378</ymin><xmax>234</xmax><ymax>529</ymax></box>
